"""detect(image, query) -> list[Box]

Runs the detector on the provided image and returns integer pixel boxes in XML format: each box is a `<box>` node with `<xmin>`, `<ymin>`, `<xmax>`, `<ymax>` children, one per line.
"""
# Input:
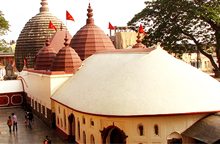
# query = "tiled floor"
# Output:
<box><xmin>0</xmin><ymin>107</ymin><xmax>65</xmax><ymax>144</ymax></box>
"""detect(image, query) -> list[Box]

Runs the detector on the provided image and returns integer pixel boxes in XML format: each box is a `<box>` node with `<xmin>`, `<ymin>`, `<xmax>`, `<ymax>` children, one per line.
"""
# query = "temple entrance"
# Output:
<box><xmin>109</xmin><ymin>128</ymin><xmax>124</xmax><ymax>143</ymax></box>
<box><xmin>68</xmin><ymin>113</ymin><xmax>75</xmax><ymax>143</ymax></box>
<box><xmin>100</xmin><ymin>125</ymin><xmax>127</xmax><ymax>144</ymax></box>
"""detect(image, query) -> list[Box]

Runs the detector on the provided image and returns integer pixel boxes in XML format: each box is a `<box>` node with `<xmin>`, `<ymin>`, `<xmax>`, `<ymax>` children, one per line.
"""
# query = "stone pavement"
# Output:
<box><xmin>0</xmin><ymin>107</ymin><xmax>65</xmax><ymax>144</ymax></box>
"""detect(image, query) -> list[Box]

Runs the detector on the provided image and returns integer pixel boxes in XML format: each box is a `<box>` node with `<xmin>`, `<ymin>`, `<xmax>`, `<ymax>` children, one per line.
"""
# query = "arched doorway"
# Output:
<box><xmin>68</xmin><ymin>113</ymin><xmax>75</xmax><ymax>142</ymax></box>
<box><xmin>167</xmin><ymin>132</ymin><xmax>183</xmax><ymax>144</ymax></box>
<box><xmin>100</xmin><ymin>125</ymin><xmax>127</xmax><ymax>144</ymax></box>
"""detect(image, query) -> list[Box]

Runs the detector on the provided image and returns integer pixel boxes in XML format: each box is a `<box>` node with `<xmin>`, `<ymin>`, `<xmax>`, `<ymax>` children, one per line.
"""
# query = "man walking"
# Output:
<box><xmin>28</xmin><ymin>111</ymin><xmax>34</xmax><ymax>129</ymax></box>
<box><xmin>11</xmin><ymin>113</ymin><xmax>17</xmax><ymax>131</ymax></box>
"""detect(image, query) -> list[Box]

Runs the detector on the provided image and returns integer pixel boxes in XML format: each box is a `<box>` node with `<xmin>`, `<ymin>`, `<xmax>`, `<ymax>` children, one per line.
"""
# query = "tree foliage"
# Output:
<box><xmin>128</xmin><ymin>0</ymin><xmax>220</xmax><ymax>77</ymax></box>
<box><xmin>0</xmin><ymin>10</ymin><xmax>10</xmax><ymax>51</ymax></box>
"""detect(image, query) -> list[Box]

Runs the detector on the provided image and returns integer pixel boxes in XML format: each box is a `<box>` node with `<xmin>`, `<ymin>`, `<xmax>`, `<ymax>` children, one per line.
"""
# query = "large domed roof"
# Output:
<box><xmin>15</xmin><ymin>0</ymin><xmax>67</xmax><ymax>72</ymax></box>
<box><xmin>52</xmin><ymin>46</ymin><xmax>220</xmax><ymax>116</ymax></box>
<box><xmin>69</xmin><ymin>3</ymin><xmax>115</xmax><ymax>61</ymax></box>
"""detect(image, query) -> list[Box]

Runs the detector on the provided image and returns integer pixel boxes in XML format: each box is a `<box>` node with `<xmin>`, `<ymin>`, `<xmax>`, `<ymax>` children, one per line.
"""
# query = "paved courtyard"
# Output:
<box><xmin>0</xmin><ymin>107</ymin><xmax>66</xmax><ymax>144</ymax></box>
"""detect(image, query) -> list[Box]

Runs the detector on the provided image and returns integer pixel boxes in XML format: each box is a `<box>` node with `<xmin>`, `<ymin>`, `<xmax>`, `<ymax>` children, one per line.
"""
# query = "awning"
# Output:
<box><xmin>182</xmin><ymin>113</ymin><xmax>220</xmax><ymax>144</ymax></box>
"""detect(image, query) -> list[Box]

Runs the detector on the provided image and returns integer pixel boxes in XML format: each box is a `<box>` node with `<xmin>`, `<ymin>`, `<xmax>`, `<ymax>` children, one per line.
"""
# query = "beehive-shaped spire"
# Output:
<box><xmin>51</xmin><ymin>35</ymin><xmax>82</xmax><ymax>73</ymax></box>
<box><xmin>70</xmin><ymin>3</ymin><xmax>115</xmax><ymax>61</ymax></box>
<box><xmin>132</xmin><ymin>33</ymin><xmax>147</xmax><ymax>49</ymax></box>
<box><xmin>34</xmin><ymin>38</ymin><xmax>57</xmax><ymax>70</ymax></box>
<box><xmin>15</xmin><ymin>0</ymin><xmax>67</xmax><ymax>72</ymax></box>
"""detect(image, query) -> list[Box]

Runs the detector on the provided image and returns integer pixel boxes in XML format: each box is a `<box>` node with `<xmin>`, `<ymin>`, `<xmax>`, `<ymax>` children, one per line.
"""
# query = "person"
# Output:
<box><xmin>27</xmin><ymin>111</ymin><xmax>34</xmax><ymax>129</ymax></box>
<box><xmin>11</xmin><ymin>113</ymin><xmax>17</xmax><ymax>131</ymax></box>
<box><xmin>24</xmin><ymin>110</ymin><xmax>29</xmax><ymax>127</ymax></box>
<box><xmin>44</xmin><ymin>136</ymin><xmax>51</xmax><ymax>144</ymax></box>
<box><xmin>7</xmin><ymin>116</ymin><xmax>12</xmax><ymax>132</ymax></box>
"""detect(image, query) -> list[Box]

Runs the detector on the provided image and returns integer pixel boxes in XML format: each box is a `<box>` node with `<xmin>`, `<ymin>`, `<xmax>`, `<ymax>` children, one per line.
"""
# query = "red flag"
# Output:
<box><xmin>66</xmin><ymin>11</ymin><xmax>75</xmax><ymax>21</ymax></box>
<box><xmin>139</xmin><ymin>24</ymin><xmax>146</xmax><ymax>35</ymax></box>
<box><xmin>108</xmin><ymin>22</ymin><xmax>115</xmax><ymax>30</ymax></box>
<box><xmin>49</xmin><ymin>21</ymin><xmax>57</xmax><ymax>31</ymax></box>
<box><xmin>24</xmin><ymin>59</ymin><xmax>26</xmax><ymax>65</ymax></box>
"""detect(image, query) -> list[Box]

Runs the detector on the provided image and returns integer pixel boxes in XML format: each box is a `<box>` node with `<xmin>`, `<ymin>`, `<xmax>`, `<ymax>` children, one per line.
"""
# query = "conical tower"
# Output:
<box><xmin>70</xmin><ymin>3</ymin><xmax>115</xmax><ymax>61</ymax></box>
<box><xmin>15</xmin><ymin>0</ymin><xmax>67</xmax><ymax>72</ymax></box>
<box><xmin>51</xmin><ymin>35</ymin><xmax>82</xmax><ymax>73</ymax></box>
<box><xmin>34</xmin><ymin>38</ymin><xmax>57</xmax><ymax>70</ymax></box>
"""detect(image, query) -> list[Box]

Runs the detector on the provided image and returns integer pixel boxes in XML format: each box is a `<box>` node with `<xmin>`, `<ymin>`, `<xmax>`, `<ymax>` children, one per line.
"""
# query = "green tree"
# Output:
<box><xmin>128</xmin><ymin>0</ymin><xmax>220</xmax><ymax>77</ymax></box>
<box><xmin>0</xmin><ymin>10</ymin><xmax>10</xmax><ymax>51</ymax></box>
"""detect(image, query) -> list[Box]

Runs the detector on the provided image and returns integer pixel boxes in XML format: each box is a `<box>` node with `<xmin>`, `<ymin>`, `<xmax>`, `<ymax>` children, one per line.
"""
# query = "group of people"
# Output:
<box><xmin>7</xmin><ymin>110</ymin><xmax>51</xmax><ymax>143</ymax></box>
<box><xmin>7</xmin><ymin>111</ymin><xmax>34</xmax><ymax>132</ymax></box>
<box><xmin>7</xmin><ymin>113</ymin><xmax>17</xmax><ymax>132</ymax></box>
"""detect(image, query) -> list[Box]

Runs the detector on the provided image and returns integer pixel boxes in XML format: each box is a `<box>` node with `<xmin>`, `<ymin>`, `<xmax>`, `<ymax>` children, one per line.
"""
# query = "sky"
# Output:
<box><xmin>0</xmin><ymin>0</ymin><xmax>147</xmax><ymax>43</ymax></box>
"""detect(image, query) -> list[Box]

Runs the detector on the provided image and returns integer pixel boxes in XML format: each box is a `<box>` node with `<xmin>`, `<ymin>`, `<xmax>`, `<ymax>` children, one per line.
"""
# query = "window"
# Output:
<box><xmin>38</xmin><ymin>103</ymin><xmax>41</xmax><ymax>113</ymax></box>
<box><xmin>78</xmin><ymin>120</ymin><xmax>81</xmax><ymax>140</ymax></box>
<box><xmin>154</xmin><ymin>124</ymin><xmax>159</xmax><ymax>136</ymax></box>
<box><xmin>90</xmin><ymin>119</ymin><xmax>94</xmax><ymax>126</ymax></box>
<box><xmin>64</xmin><ymin>109</ymin><xmax>66</xmax><ymax>129</ymax></box>
<box><xmin>32</xmin><ymin>99</ymin><xmax>34</xmax><ymax>107</ymax></box>
<box><xmin>138</xmin><ymin>124</ymin><xmax>144</xmax><ymax>136</ymax></box>
<box><xmin>35</xmin><ymin>101</ymin><xmax>37</xmax><ymax>110</ymax></box>
<box><xmin>83</xmin><ymin>116</ymin><xmax>85</xmax><ymax>124</ymax></box>
<box><xmin>57</xmin><ymin>117</ymin><xmax>59</xmax><ymax>125</ymax></box>
<box><xmin>83</xmin><ymin>131</ymin><xmax>86</xmax><ymax>144</ymax></box>
<box><xmin>58</xmin><ymin>106</ymin><xmax>60</xmax><ymax>114</ymax></box>
<box><xmin>42</xmin><ymin>105</ymin><xmax>45</xmax><ymax>116</ymax></box>
<box><xmin>90</xmin><ymin>135</ymin><xmax>95</xmax><ymax>144</ymax></box>
<box><xmin>61</xmin><ymin>118</ymin><xmax>63</xmax><ymax>128</ymax></box>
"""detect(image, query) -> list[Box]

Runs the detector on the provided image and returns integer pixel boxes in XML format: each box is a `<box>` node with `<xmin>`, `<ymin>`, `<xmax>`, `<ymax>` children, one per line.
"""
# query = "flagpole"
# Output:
<box><xmin>66</xmin><ymin>19</ymin><xmax>67</xmax><ymax>31</ymax></box>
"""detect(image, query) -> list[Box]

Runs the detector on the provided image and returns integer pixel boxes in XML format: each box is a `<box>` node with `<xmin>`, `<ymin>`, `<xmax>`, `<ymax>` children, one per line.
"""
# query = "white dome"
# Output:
<box><xmin>51</xmin><ymin>49</ymin><xmax>220</xmax><ymax>116</ymax></box>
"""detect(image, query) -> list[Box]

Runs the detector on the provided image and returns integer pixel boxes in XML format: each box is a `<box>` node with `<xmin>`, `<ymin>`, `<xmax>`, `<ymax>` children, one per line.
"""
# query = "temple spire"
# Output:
<box><xmin>45</xmin><ymin>37</ymin><xmax>50</xmax><ymax>46</ymax></box>
<box><xmin>64</xmin><ymin>34</ymin><xmax>70</xmax><ymax>47</ymax></box>
<box><xmin>136</xmin><ymin>33</ymin><xmax>142</xmax><ymax>44</ymax></box>
<box><xmin>40</xmin><ymin>0</ymin><xmax>49</xmax><ymax>13</ymax></box>
<box><xmin>86</xmin><ymin>3</ymin><xmax>94</xmax><ymax>24</ymax></box>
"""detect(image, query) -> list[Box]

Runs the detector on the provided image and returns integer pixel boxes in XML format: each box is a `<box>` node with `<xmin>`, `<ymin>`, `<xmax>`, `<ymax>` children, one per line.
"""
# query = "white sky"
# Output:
<box><xmin>0</xmin><ymin>0</ymin><xmax>147</xmax><ymax>43</ymax></box>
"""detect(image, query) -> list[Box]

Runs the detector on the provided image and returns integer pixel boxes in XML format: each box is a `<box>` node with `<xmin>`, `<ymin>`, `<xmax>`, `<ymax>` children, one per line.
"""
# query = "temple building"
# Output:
<box><xmin>3</xmin><ymin>1</ymin><xmax>220</xmax><ymax>144</ymax></box>
<box><xmin>15</xmin><ymin>0</ymin><xmax>67</xmax><ymax>72</ymax></box>
<box><xmin>50</xmin><ymin>45</ymin><xmax>220</xmax><ymax>143</ymax></box>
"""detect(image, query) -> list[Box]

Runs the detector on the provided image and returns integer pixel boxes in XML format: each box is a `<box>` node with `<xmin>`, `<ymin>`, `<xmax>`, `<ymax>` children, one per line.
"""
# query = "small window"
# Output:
<box><xmin>90</xmin><ymin>119</ymin><xmax>94</xmax><ymax>126</ymax></box>
<box><xmin>78</xmin><ymin>120</ymin><xmax>81</xmax><ymax>140</ymax></box>
<box><xmin>83</xmin><ymin>131</ymin><xmax>86</xmax><ymax>144</ymax></box>
<box><xmin>32</xmin><ymin>99</ymin><xmax>34</xmax><ymax>107</ymax></box>
<box><xmin>138</xmin><ymin>124</ymin><xmax>144</xmax><ymax>136</ymax></box>
<box><xmin>64</xmin><ymin>109</ymin><xmax>66</xmax><ymax>129</ymax></box>
<box><xmin>58</xmin><ymin>106</ymin><xmax>60</xmax><ymax>114</ymax></box>
<box><xmin>57</xmin><ymin>117</ymin><xmax>59</xmax><ymax>125</ymax></box>
<box><xmin>38</xmin><ymin>103</ymin><xmax>41</xmax><ymax>113</ymax></box>
<box><xmin>83</xmin><ymin>116</ymin><xmax>85</xmax><ymax>124</ymax></box>
<box><xmin>35</xmin><ymin>101</ymin><xmax>37</xmax><ymax>110</ymax></box>
<box><xmin>90</xmin><ymin>135</ymin><xmax>95</xmax><ymax>144</ymax></box>
<box><xmin>42</xmin><ymin>105</ymin><xmax>45</xmax><ymax>116</ymax></box>
<box><xmin>154</xmin><ymin>124</ymin><xmax>159</xmax><ymax>135</ymax></box>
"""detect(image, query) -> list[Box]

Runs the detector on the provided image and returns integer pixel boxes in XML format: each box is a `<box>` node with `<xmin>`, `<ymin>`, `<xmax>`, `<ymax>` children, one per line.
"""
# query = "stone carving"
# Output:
<box><xmin>4</xmin><ymin>63</ymin><xmax>17</xmax><ymax>80</ymax></box>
